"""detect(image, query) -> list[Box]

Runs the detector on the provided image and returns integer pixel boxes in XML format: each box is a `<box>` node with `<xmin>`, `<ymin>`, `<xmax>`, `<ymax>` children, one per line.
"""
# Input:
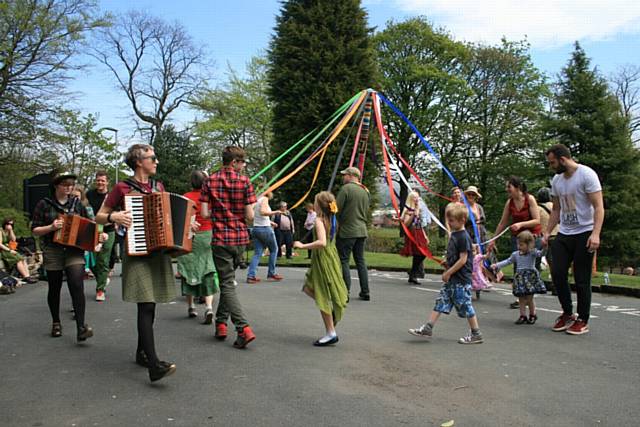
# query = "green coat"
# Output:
<box><xmin>336</xmin><ymin>181</ymin><xmax>370</xmax><ymax>239</ymax></box>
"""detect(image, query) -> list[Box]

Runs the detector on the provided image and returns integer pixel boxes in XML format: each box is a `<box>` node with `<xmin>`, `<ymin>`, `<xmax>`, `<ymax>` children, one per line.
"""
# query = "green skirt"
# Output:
<box><xmin>1</xmin><ymin>250</ymin><xmax>23</xmax><ymax>270</ymax></box>
<box><xmin>122</xmin><ymin>250</ymin><xmax>176</xmax><ymax>303</ymax></box>
<box><xmin>303</xmin><ymin>238</ymin><xmax>348</xmax><ymax>323</ymax></box>
<box><xmin>178</xmin><ymin>230</ymin><xmax>219</xmax><ymax>297</ymax></box>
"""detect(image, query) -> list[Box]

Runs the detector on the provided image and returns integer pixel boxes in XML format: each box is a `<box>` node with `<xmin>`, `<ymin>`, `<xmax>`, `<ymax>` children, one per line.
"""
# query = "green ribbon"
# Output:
<box><xmin>251</xmin><ymin>91</ymin><xmax>363</xmax><ymax>191</ymax></box>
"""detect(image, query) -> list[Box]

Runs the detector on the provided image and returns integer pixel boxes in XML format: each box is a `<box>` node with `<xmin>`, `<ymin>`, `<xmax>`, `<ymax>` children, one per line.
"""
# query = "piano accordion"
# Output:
<box><xmin>53</xmin><ymin>214</ymin><xmax>99</xmax><ymax>252</ymax></box>
<box><xmin>123</xmin><ymin>192</ymin><xmax>196</xmax><ymax>256</ymax></box>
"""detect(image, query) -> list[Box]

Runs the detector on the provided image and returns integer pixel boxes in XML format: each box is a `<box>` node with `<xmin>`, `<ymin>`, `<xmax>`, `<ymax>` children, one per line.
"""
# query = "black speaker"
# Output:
<box><xmin>23</xmin><ymin>173</ymin><xmax>52</xmax><ymax>218</ymax></box>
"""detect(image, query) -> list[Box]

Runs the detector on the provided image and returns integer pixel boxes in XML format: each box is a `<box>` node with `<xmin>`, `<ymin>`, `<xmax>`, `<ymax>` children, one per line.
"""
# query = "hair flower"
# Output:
<box><xmin>329</xmin><ymin>201</ymin><xmax>338</xmax><ymax>214</ymax></box>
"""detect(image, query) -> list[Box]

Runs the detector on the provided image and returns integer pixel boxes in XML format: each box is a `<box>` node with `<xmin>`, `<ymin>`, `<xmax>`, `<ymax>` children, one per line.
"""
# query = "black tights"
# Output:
<box><xmin>47</xmin><ymin>265</ymin><xmax>86</xmax><ymax>329</ymax></box>
<box><xmin>137</xmin><ymin>302</ymin><xmax>159</xmax><ymax>366</ymax></box>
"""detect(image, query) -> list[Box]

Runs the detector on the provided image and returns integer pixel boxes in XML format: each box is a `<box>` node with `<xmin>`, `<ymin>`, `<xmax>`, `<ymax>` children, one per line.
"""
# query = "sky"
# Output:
<box><xmin>70</xmin><ymin>0</ymin><xmax>640</xmax><ymax>144</ymax></box>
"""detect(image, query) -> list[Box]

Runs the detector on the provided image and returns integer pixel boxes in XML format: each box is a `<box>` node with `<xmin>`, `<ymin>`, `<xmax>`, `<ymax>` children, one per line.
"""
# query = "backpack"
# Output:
<box><xmin>0</xmin><ymin>270</ymin><xmax>19</xmax><ymax>288</ymax></box>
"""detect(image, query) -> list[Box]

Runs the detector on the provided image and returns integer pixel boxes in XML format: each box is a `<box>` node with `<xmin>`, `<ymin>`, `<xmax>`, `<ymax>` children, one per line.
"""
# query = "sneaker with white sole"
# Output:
<box><xmin>565</xmin><ymin>319</ymin><xmax>589</xmax><ymax>335</ymax></box>
<box><xmin>551</xmin><ymin>313</ymin><xmax>576</xmax><ymax>332</ymax></box>
<box><xmin>95</xmin><ymin>290</ymin><xmax>106</xmax><ymax>301</ymax></box>
<box><xmin>408</xmin><ymin>323</ymin><xmax>432</xmax><ymax>338</ymax></box>
<box><xmin>458</xmin><ymin>331</ymin><xmax>483</xmax><ymax>344</ymax></box>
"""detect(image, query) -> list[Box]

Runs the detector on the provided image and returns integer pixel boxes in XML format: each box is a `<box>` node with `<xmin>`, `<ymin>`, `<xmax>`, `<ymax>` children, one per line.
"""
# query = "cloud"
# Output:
<box><xmin>384</xmin><ymin>0</ymin><xmax>640</xmax><ymax>48</ymax></box>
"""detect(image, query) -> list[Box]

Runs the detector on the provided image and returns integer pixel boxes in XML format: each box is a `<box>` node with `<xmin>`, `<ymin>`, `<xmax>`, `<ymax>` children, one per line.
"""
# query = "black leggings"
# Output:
<box><xmin>46</xmin><ymin>265</ymin><xmax>86</xmax><ymax>329</ymax></box>
<box><xmin>137</xmin><ymin>302</ymin><xmax>159</xmax><ymax>366</ymax></box>
<box><xmin>551</xmin><ymin>232</ymin><xmax>594</xmax><ymax>322</ymax></box>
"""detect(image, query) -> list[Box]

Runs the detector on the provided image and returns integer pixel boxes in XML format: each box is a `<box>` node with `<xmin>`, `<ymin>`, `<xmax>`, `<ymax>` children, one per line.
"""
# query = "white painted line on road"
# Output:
<box><xmin>412</xmin><ymin>286</ymin><xmax>439</xmax><ymax>293</ymax></box>
<box><xmin>622</xmin><ymin>311</ymin><xmax>640</xmax><ymax>317</ymax></box>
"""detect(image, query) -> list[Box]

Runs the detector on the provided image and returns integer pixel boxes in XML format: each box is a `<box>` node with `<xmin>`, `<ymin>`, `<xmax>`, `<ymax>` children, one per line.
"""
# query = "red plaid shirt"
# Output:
<box><xmin>200</xmin><ymin>167</ymin><xmax>256</xmax><ymax>246</ymax></box>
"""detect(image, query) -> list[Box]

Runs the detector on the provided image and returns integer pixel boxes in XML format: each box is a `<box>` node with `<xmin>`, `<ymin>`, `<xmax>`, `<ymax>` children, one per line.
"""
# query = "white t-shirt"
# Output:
<box><xmin>550</xmin><ymin>164</ymin><xmax>602</xmax><ymax>235</ymax></box>
<box><xmin>253</xmin><ymin>197</ymin><xmax>272</xmax><ymax>227</ymax></box>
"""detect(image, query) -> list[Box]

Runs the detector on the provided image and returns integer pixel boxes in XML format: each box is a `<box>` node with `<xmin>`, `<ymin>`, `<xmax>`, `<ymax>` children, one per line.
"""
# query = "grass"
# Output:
<box><xmin>249</xmin><ymin>249</ymin><xmax>640</xmax><ymax>290</ymax></box>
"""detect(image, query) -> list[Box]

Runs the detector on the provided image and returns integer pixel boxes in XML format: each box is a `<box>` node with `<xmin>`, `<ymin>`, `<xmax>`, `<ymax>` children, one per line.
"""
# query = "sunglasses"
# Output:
<box><xmin>142</xmin><ymin>155</ymin><xmax>158</xmax><ymax>162</ymax></box>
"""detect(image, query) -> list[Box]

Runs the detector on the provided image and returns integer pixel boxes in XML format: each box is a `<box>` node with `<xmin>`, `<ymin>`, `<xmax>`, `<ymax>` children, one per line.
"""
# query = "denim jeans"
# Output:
<box><xmin>248</xmin><ymin>226</ymin><xmax>278</xmax><ymax>278</ymax></box>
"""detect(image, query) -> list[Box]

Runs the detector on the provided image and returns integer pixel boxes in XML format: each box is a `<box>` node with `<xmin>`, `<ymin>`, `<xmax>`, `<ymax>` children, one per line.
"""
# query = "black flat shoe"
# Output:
<box><xmin>359</xmin><ymin>293</ymin><xmax>370</xmax><ymax>301</ymax></box>
<box><xmin>313</xmin><ymin>336</ymin><xmax>339</xmax><ymax>346</ymax></box>
<box><xmin>528</xmin><ymin>314</ymin><xmax>538</xmax><ymax>324</ymax></box>
<box><xmin>51</xmin><ymin>322</ymin><xmax>62</xmax><ymax>338</ymax></box>
<box><xmin>77</xmin><ymin>325</ymin><xmax>93</xmax><ymax>342</ymax></box>
<box><xmin>515</xmin><ymin>315</ymin><xmax>528</xmax><ymax>325</ymax></box>
<box><xmin>149</xmin><ymin>361</ymin><xmax>176</xmax><ymax>382</ymax></box>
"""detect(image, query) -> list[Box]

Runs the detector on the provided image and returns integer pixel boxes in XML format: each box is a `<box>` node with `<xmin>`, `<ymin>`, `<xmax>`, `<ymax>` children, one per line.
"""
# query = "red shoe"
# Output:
<box><xmin>215</xmin><ymin>322</ymin><xmax>227</xmax><ymax>341</ymax></box>
<box><xmin>233</xmin><ymin>326</ymin><xmax>256</xmax><ymax>349</ymax></box>
<box><xmin>551</xmin><ymin>313</ymin><xmax>576</xmax><ymax>332</ymax></box>
<box><xmin>566</xmin><ymin>319</ymin><xmax>589</xmax><ymax>335</ymax></box>
<box><xmin>267</xmin><ymin>274</ymin><xmax>283</xmax><ymax>281</ymax></box>
<box><xmin>246</xmin><ymin>277</ymin><xmax>261</xmax><ymax>284</ymax></box>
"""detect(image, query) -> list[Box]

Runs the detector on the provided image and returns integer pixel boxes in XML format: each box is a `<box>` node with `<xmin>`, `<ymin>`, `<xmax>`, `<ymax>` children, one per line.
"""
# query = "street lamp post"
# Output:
<box><xmin>99</xmin><ymin>127</ymin><xmax>119</xmax><ymax>183</ymax></box>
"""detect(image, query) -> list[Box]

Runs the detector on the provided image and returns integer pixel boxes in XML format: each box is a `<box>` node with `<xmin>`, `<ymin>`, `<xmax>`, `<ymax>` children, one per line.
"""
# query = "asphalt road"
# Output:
<box><xmin>1</xmin><ymin>265</ymin><xmax>639</xmax><ymax>427</ymax></box>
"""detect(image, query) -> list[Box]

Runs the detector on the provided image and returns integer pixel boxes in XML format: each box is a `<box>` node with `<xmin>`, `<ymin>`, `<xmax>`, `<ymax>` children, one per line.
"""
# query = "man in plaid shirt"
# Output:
<box><xmin>201</xmin><ymin>146</ymin><xmax>257</xmax><ymax>349</ymax></box>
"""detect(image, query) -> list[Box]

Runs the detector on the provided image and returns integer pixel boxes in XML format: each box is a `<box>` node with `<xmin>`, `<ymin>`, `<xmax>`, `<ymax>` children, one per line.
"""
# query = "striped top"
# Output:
<box><xmin>495</xmin><ymin>249</ymin><xmax>543</xmax><ymax>272</ymax></box>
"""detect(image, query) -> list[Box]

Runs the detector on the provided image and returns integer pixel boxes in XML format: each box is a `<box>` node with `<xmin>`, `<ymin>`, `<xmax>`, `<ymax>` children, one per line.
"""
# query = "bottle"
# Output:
<box><xmin>603</xmin><ymin>272</ymin><xmax>609</xmax><ymax>286</ymax></box>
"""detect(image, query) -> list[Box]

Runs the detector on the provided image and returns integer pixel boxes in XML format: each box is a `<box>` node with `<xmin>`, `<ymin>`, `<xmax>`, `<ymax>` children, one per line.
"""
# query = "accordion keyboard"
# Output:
<box><xmin>124</xmin><ymin>194</ymin><xmax>148</xmax><ymax>255</ymax></box>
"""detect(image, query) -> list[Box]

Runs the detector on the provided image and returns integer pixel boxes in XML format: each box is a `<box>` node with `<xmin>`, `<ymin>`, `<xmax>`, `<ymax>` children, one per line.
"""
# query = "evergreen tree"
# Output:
<box><xmin>153</xmin><ymin>126</ymin><xmax>209</xmax><ymax>194</ymax></box>
<box><xmin>268</xmin><ymin>0</ymin><xmax>377</xmax><ymax>222</ymax></box>
<box><xmin>546</xmin><ymin>42</ymin><xmax>640</xmax><ymax>267</ymax></box>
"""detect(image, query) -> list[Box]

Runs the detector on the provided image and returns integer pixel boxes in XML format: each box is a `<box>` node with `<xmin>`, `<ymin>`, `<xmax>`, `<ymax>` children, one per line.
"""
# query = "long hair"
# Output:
<box><xmin>314</xmin><ymin>191</ymin><xmax>337</xmax><ymax>240</ymax></box>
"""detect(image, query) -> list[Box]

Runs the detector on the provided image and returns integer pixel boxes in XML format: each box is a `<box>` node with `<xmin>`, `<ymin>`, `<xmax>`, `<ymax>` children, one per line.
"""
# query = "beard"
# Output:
<box><xmin>555</xmin><ymin>163</ymin><xmax>567</xmax><ymax>174</ymax></box>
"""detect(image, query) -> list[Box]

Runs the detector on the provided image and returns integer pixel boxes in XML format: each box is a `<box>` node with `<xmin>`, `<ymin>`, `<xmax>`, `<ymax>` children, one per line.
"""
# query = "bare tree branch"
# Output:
<box><xmin>91</xmin><ymin>11</ymin><xmax>210</xmax><ymax>143</ymax></box>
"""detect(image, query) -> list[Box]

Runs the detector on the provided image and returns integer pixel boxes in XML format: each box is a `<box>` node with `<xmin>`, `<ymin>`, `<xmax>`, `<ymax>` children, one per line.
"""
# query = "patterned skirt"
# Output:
<box><xmin>122</xmin><ymin>250</ymin><xmax>176</xmax><ymax>303</ymax></box>
<box><xmin>512</xmin><ymin>269</ymin><xmax>547</xmax><ymax>297</ymax></box>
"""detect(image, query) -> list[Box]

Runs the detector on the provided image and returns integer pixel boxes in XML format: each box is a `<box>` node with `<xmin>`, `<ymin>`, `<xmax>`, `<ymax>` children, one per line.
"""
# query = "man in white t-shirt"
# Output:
<box><xmin>542</xmin><ymin>144</ymin><xmax>604</xmax><ymax>336</ymax></box>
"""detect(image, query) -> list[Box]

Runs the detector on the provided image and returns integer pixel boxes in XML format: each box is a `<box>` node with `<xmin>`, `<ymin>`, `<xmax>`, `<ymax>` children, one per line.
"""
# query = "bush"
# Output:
<box><xmin>367</xmin><ymin>227</ymin><xmax>449</xmax><ymax>255</ymax></box>
<box><xmin>0</xmin><ymin>208</ymin><xmax>32</xmax><ymax>237</ymax></box>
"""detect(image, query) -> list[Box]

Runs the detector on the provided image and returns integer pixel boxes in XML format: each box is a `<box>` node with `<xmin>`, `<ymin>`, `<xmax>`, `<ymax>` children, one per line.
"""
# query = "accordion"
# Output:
<box><xmin>123</xmin><ymin>192</ymin><xmax>196</xmax><ymax>256</ymax></box>
<box><xmin>53</xmin><ymin>214</ymin><xmax>99</xmax><ymax>252</ymax></box>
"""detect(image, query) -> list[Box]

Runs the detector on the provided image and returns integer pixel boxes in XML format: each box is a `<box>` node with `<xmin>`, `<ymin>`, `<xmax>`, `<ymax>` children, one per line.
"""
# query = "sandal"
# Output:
<box><xmin>528</xmin><ymin>314</ymin><xmax>538</xmax><ymax>324</ymax></box>
<box><xmin>51</xmin><ymin>322</ymin><xmax>62</xmax><ymax>338</ymax></box>
<box><xmin>515</xmin><ymin>315</ymin><xmax>528</xmax><ymax>325</ymax></box>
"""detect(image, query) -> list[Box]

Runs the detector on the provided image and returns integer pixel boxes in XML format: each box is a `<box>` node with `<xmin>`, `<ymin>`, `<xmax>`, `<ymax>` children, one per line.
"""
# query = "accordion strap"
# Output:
<box><xmin>44</xmin><ymin>196</ymin><xmax>79</xmax><ymax>215</ymax></box>
<box><xmin>124</xmin><ymin>178</ymin><xmax>158</xmax><ymax>194</ymax></box>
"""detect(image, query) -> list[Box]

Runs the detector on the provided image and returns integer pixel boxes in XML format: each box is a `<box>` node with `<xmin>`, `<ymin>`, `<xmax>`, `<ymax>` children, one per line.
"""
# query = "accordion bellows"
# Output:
<box><xmin>53</xmin><ymin>214</ymin><xmax>99</xmax><ymax>252</ymax></box>
<box><xmin>124</xmin><ymin>192</ymin><xmax>196</xmax><ymax>256</ymax></box>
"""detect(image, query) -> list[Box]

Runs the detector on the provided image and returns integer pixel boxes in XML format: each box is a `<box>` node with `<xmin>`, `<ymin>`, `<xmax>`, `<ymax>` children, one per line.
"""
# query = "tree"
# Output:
<box><xmin>268</xmin><ymin>0</ymin><xmax>377</xmax><ymax>215</ymax></box>
<box><xmin>374</xmin><ymin>19</ymin><xmax>548</xmax><ymax>227</ymax></box>
<box><xmin>93</xmin><ymin>11</ymin><xmax>209</xmax><ymax>142</ymax></box>
<box><xmin>610</xmin><ymin>64</ymin><xmax>640</xmax><ymax>146</ymax></box>
<box><xmin>0</xmin><ymin>0</ymin><xmax>107</xmax><ymax>153</ymax></box>
<box><xmin>374</xmin><ymin>17</ymin><xmax>469</xmax><ymax>212</ymax></box>
<box><xmin>42</xmin><ymin>108</ymin><xmax>119</xmax><ymax>186</ymax></box>
<box><xmin>453</xmin><ymin>40</ymin><xmax>549</xmax><ymax>221</ymax></box>
<box><xmin>545</xmin><ymin>42</ymin><xmax>640</xmax><ymax>266</ymax></box>
<box><xmin>192</xmin><ymin>56</ymin><xmax>272</xmax><ymax>178</ymax></box>
<box><xmin>152</xmin><ymin>125</ymin><xmax>208</xmax><ymax>194</ymax></box>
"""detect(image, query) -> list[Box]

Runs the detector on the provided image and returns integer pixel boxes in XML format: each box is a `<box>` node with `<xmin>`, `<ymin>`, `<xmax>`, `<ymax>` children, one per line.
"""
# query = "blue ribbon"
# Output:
<box><xmin>330</xmin><ymin>214</ymin><xmax>337</xmax><ymax>241</ymax></box>
<box><xmin>377</xmin><ymin>93</ymin><xmax>484</xmax><ymax>253</ymax></box>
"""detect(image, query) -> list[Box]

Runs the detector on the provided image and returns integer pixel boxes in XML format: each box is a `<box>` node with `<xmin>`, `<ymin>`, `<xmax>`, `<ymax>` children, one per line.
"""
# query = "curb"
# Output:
<box><xmin>261</xmin><ymin>262</ymin><xmax>639</xmax><ymax>298</ymax></box>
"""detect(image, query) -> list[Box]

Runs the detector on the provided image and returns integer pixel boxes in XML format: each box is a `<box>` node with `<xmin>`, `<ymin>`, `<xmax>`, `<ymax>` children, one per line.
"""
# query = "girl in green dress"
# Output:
<box><xmin>293</xmin><ymin>191</ymin><xmax>348</xmax><ymax>346</ymax></box>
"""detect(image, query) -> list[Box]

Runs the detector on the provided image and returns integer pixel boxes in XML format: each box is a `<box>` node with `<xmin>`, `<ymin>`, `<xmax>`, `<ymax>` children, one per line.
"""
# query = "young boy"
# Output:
<box><xmin>408</xmin><ymin>203</ymin><xmax>483</xmax><ymax>344</ymax></box>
